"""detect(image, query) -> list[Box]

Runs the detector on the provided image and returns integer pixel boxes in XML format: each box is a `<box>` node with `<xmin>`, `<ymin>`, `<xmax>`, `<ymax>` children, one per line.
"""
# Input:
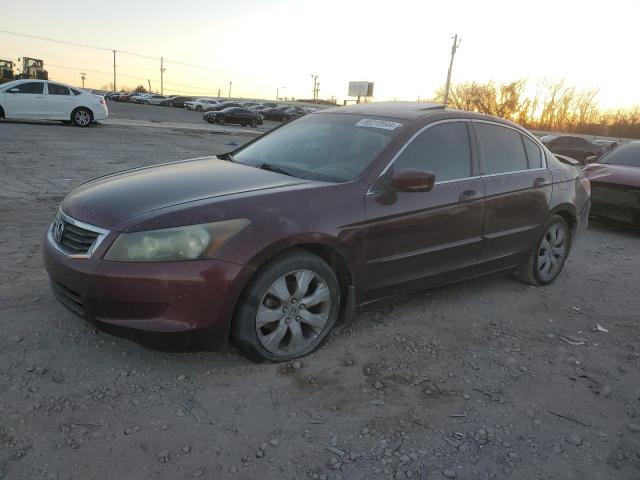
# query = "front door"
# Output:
<box><xmin>4</xmin><ymin>81</ymin><xmax>45</xmax><ymax>118</ymax></box>
<box><xmin>362</xmin><ymin>120</ymin><xmax>485</xmax><ymax>301</ymax></box>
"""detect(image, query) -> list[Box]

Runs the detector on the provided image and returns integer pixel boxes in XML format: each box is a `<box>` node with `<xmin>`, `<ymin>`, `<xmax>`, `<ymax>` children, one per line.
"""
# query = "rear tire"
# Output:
<box><xmin>71</xmin><ymin>108</ymin><xmax>92</xmax><ymax>127</ymax></box>
<box><xmin>169</xmin><ymin>102</ymin><xmax>174</xmax><ymax>107</ymax></box>
<box><xmin>196</xmin><ymin>105</ymin><xmax>202</xmax><ymax>111</ymax></box>
<box><xmin>217</xmin><ymin>116</ymin><xmax>225</xmax><ymax>125</ymax></box>
<box><xmin>515</xmin><ymin>214</ymin><xmax>572</xmax><ymax>286</ymax></box>
<box><xmin>231</xmin><ymin>249</ymin><xmax>340</xmax><ymax>363</ymax></box>
<box><xmin>250</xmin><ymin>119</ymin><xmax>258</xmax><ymax>128</ymax></box>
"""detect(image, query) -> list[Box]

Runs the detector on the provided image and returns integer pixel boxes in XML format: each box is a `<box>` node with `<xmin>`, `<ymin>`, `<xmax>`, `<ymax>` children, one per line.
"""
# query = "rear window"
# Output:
<box><xmin>476</xmin><ymin>123</ymin><xmax>528</xmax><ymax>175</ymax></box>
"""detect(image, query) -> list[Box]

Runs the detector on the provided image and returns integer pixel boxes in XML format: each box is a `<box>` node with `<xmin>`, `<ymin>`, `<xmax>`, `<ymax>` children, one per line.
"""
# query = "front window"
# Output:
<box><xmin>10</xmin><ymin>82</ymin><xmax>44</xmax><ymax>94</ymax></box>
<box><xmin>600</xmin><ymin>143</ymin><xmax>640</xmax><ymax>167</ymax></box>
<box><xmin>232</xmin><ymin>113</ymin><xmax>405</xmax><ymax>182</ymax></box>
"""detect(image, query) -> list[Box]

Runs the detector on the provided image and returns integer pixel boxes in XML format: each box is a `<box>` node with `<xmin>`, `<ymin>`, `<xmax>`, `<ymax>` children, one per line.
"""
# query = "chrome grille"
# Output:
<box><xmin>48</xmin><ymin>211</ymin><xmax>110</xmax><ymax>258</ymax></box>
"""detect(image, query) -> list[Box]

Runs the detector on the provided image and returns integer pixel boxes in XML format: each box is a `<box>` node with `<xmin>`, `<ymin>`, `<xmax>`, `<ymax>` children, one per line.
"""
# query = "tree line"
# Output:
<box><xmin>433</xmin><ymin>79</ymin><xmax>640</xmax><ymax>139</ymax></box>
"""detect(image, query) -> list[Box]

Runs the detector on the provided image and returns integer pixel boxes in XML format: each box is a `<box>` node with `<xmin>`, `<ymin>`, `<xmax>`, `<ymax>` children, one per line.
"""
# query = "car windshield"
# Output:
<box><xmin>232</xmin><ymin>113</ymin><xmax>406</xmax><ymax>182</ymax></box>
<box><xmin>599</xmin><ymin>143</ymin><xmax>640</xmax><ymax>167</ymax></box>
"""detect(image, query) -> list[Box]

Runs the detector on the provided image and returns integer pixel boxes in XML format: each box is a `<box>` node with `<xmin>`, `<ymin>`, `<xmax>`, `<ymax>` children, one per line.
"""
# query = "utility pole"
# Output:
<box><xmin>228</xmin><ymin>81</ymin><xmax>232</xmax><ymax>99</ymax></box>
<box><xmin>112</xmin><ymin>50</ymin><xmax>116</xmax><ymax>91</ymax></box>
<box><xmin>147</xmin><ymin>79</ymin><xmax>151</xmax><ymax>93</ymax></box>
<box><xmin>80</xmin><ymin>72</ymin><xmax>86</xmax><ymax>88</ymax></box>
<box><xmin>160</xmin><ymin>57</ymin><xmax>165</xmax><ymax>95</ymax></box>
<box><xmin>443</xmin><ymin>34</ymin><xmax>461</xmax><ymax>106</ymax></box>
<box><xmin>217</xmin><ymin>88</ymin><xmax>221</xmax><ymax>99</ymax></box>
<box><xmin>276</xmin><ymin>86</ymin><xmax>286</xmax><ymax>100</ymax></box>
<box><xmin>310</xmin><ymin>74</ymin><xmax>318</xmax><ymax>103</ymax></box>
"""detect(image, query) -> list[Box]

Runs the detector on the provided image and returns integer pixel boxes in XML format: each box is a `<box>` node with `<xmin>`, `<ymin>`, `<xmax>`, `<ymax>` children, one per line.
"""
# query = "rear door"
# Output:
<box><xmin>474</xmin><ymin>121</ymin><xmax>552</xmax><ymax>268</ymax></box>
<box><xmin>363</xmin><ymin>120</ymin><xmax>485</xmax><ymax>300</ymax></box>
<box><xmin>4</xmin><ymin>81</ymin><xmax>45</xmax><ymax>118</ymax></box>
<box><xmin>45</xmin><ymin>83</ymin><xmax>75</xmax><ymax>119</ymax></box>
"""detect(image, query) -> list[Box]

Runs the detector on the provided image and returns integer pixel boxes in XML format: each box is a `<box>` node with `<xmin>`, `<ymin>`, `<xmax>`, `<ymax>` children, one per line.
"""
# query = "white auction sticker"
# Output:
<box><xmin>355</xmin><ymin>119</ymin><xmax>403</xmax><ymax>131</ymax></box>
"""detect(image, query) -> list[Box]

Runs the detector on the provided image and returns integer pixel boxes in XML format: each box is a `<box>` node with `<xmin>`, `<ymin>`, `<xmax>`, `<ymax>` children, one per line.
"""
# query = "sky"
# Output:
<box><xmin>1</xmin><ymin>0</ymin><xmax>640</xmax><ymax>109</ymax></box>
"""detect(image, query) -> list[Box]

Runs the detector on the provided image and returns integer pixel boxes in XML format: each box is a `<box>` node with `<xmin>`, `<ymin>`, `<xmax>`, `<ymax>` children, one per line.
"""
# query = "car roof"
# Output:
<box><xmin>319</xmin><ymin>101</ymin><xmax>445</xmax><ymax>120</ymax></box>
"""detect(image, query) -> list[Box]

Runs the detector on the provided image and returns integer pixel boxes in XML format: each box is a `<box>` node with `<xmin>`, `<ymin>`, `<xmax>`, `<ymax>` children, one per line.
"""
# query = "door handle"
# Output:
<box><xmin>458</xmin><ymin>189</ymin><xmax>479</xmax><ymax>201</ymax></box>
<box><xmin>533</xmin><ymin>177</ymin><xmax>548</xmax><ymax>188</ymax></box>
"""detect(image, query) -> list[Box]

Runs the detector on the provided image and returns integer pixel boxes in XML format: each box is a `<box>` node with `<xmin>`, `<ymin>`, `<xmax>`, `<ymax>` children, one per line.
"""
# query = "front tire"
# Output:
<box><xmin>250</xmin><ymin>119</ymin><xmax>258</xmax><ymax>128</ymax></box>
<box><xmin>231</xmin><ymin>250</ymin><xmax>340</xmax><ymax>363</ymax></box>
<box><xmin>196</xmin><ymin>105</ymin><xmax>202</xmax><ymax>111</ymax></box>
<box><xmin>71</xmin><ymin>108</ymin><xmax>92</xmax><ymax>127</ymax></box>
<box><xmin>515</xmin><ymin>214</ymin><xmax>572</xmax><ymax>286</ymax></box>
<box><xmin>216</xmin><ymin>116</ymin><xmax>225</xmax><ymax>124</ymax></box>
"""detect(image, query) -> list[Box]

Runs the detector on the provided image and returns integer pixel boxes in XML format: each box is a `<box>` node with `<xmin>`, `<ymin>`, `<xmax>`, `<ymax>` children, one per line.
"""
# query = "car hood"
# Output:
<box><xmin>61</xmin><ymin>158</ymin><xmax>310</xmax><ymax>230</ymax></box>
<box><xmin>584</xmin><ymin>163</ymin><xmax>640</xmax><ymax>188</ymax></box>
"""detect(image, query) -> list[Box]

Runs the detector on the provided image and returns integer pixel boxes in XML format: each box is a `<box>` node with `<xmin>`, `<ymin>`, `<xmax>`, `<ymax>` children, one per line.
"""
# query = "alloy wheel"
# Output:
<box><xmin>537</xmin><ymin>223</ymin><xmax>567</xmax><ymax>282</ymax></box>
<box><xmin>74</xmin><ymin>110</ymin><xmax>91</xmax><ymax>126</ymax></box>
<box><xmin>256</xmin><ymin>269</ymin><xmax>332</xmax><ymax>356</ymax></box>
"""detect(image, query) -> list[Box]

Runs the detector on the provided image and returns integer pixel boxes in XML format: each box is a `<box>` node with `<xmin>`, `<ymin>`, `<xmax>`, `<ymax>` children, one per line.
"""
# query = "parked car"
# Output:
<box><xmin>0</xmin><ymin>79</ymin><xmax>108</xmax><ymax>127</ymax></box>
<box><xmin>203</xmin><ymin>107</ymin><xmax>263</xmax><ymax>127</ymax></box>
<box><xmin>261</xmin><ymin>107</ymin><xmax>290</xmax><ymax>121</ymax></box>
<box><xmin>285</xmin><ymin>107</ymin><xmax>306</xmax><ymax>119</ymax></box>
<box><xmin>187</xmin><ymin>98</ymin><xmax>220</xmax><ymax>111</ymax></box>
<box><xmin>262</xmin><ymin>102</ymin><xmax>278</xmax><ymax>108</ymax></box>
<box><xmin>160</xmin><ymin>96</ymin><xmax>194</xmax><ymax>108</ymax></box>
<box><xmin>146</xmin><ymin>95</ymin><xmax>169</xmax><ymax>105</ymax></box>
<box><xmin>241</xmin><ymin>101</ymin><xmax>261</xmax><ymax>108</ymax></box>
<box><xmin>43</xmin><ymin>102</ymin><xmax>590</xmax><ymax>362</ymax></box>
<box><xmin>130</xmin><ymin>93</ymin><xmax>152</xmax><ymax>104</ymax></box>
<box><xmin>205</xmin><ymin>101</ymin><xmax>244</xmax><ymax>112</ymax></box>
<box><xmin>592</xmin><ymin>139</ymin><xmax>619</xmax><ymax>152</ymax></box>
<box><xmin>116</xmin><ymin>92</ymin><xmax>133</xmax><ymax>102</ymax></box>
<box><xmin>540</xmin><ymin>135</ymin><xmax>605</xmax><ymax>162</ymax></box>
<box><xmin>583</xmin><ymin>141</ymin><xmax>640</xmax><ymax>226</ymax></box>
<box><xmin>248</xmin><ymin>105</ymin><xmax>269</xmax><ymax>112</ymax></box>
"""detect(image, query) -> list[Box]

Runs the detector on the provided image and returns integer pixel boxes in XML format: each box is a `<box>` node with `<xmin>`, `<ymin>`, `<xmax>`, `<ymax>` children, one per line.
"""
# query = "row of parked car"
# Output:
<box><xmin>540</xmin><ymin>134</ymin><xmax>618</xmax><ymax>163</ymax></box>
<box><xmin>102</xmin><ymin>91</ymin><xmax>316</xmax><ymax>127</ymax></box>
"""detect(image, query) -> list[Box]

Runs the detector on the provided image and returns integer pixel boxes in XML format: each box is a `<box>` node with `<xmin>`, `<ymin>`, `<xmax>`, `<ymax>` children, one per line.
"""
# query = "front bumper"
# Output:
<box><xmin>43</xmin><ymin>233</ymin><xmax>254</xmax><ymax>348</ymax></box>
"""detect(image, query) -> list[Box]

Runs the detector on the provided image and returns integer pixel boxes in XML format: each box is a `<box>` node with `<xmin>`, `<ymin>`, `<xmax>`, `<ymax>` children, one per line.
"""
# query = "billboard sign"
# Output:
<box><xmin>348</xmin><ymin>81</ymin><xmax>374</xmax><ymax>97</ymax></box>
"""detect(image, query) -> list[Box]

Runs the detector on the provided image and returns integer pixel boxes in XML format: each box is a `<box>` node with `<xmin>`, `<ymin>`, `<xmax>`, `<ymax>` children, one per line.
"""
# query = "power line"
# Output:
<box><xmin>0</xmin><ymin>28</ymin><xmax>212</xmax><ymax>67</ymax></box>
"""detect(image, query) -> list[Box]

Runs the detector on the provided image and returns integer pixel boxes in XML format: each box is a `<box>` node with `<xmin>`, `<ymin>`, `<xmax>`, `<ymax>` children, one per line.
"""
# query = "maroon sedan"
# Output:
<box><xmin>584</xmin><ymin>141</ymin><xmax>640</xmax><ymax>226</ymax></box>
<box><xmin>44</xmin><ymin>102</ymin><xmax>591</xmax><ymax>362</ymax></box>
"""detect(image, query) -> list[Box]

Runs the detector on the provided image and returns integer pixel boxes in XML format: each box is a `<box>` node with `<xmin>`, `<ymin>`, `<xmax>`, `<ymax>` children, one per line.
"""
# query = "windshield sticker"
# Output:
<box><xmin>356</xmin><ymin>119</ymin><xmax>403</xmax><ymax>131</ymax></box>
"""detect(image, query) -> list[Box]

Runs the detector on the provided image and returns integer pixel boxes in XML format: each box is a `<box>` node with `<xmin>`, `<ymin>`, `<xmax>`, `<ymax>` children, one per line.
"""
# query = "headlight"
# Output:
<box><xmin>104</xmin><ymin>219</ymin><xmax>250</xmax><ymax>262</ymax></box>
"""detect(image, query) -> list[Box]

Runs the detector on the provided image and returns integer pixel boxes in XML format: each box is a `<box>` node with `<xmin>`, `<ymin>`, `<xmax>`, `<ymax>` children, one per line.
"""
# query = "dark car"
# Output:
<box><xmin>261</xmin><ymin>107</ymin><xmax>290</xmax><ymax>122</ymax></box>
<box><xmin>160</xmin><ymin>96</ymin><xmax>194</xmax><ymax>108</ymax></box>
<box><xmin>592</xmin><ymin>139</ymin><xmax>619</xmax><ymax>153</ymax></box>
<box><xmin>205</xmin><ymin>101</ymin><xmax>244</xmax><ymax>112</ymax></box>
<box><xmin>285</xmin><ymin>107</ymin><xmax>306</xmax><ymax>119</ymax></box>
<box><xmin>540</xmin><ymin>135</ymin><xmax>605</xmax><ymax>162</ymax></box>
<box><xmin>203</xmin><ymin>107</ymin><xmax>263</xmax><ymax>127</ymax></box>
<box><xmin>583</xmin><ymin>141</ymin><xmax>640</xmax><ymax>226</ymax></box>
<box><xmin>43</xmin><ymin>102</ymin><xmax>590</xmax><ymax>362</ymax></box>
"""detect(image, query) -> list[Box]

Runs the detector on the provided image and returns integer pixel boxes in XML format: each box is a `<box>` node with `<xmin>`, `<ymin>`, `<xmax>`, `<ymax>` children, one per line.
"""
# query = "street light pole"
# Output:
<box><xmin>80</xmin><ymin>72</ymin><xmax>86</xmax><ymax>88</ymax></box>
<box><xmin>228</xmin><ymin>81</ymin><xmax>232</xmax><ymax>99</ymax></box>
<box><xmin>112</xmin><ymin>50</ymin><xmax>116</xmax><ymax>91</ymax></box>
<box><xmin>160</xmin><ymin>57</ymin><xmax>165</xmax><ymax>95</ymax></box>
<box><xmin>276</xmin><ymin>86</ymin><xmax>286</xmax><ymax>100</ymax></box>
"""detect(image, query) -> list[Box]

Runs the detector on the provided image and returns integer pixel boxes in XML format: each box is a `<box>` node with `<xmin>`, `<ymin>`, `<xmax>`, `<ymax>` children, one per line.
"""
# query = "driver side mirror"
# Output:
<box><xmin>391</xmin><ymin>168</ymin><xmax>436</xmax><ymax>192</ymax></box>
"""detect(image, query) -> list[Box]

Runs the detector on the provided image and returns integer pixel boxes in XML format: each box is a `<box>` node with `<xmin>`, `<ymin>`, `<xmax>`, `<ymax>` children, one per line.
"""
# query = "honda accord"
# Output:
<box><xmin>43</xmin><ymin>102</ymin><xmax>591</xmax><ymax>362</ymax></box>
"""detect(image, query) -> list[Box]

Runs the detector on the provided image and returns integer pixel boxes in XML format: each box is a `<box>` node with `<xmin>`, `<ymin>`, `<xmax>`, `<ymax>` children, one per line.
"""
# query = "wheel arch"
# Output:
<box><xmin>0</xmin><ymin>104</ymin><xmax>4</xmax><ymax>118</ymax></box>
<box><xmin>237</xmin><ymin>236</ymin><xmax>356</xmax><ymax>315</ymax></box>
<box><xmin>70</xmin><ymin>105</ymin><xmax>94</xmax><ymax>120</ymax></box>
<box><xmin>550</xmin><ymin>203</ymin><xmax>578</xmax><ymax>231</ymax></box>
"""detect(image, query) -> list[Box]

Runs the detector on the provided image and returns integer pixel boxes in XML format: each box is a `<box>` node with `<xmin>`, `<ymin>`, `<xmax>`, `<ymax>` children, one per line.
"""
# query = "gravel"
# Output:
<box><xmin>1</xmin><ymin>112</ymin><xmax>640</xmax><ymax>479</ymax></box>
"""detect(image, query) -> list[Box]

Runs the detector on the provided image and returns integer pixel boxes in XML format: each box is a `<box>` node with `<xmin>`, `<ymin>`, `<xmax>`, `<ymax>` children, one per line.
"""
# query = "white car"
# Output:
<box><xmin>0</xmin><ymin>79</ymin><xmax>108</xmax><ymax>127</ymax></box>
<box><xmin>187</xmin><ymin>98</ymin><xmax>220</xmax><ymax>111</ymax></box>
<box><xmin>146</xmin><ymin>95</ymin><xmax>169</xmax><ymax>106</ymax></box>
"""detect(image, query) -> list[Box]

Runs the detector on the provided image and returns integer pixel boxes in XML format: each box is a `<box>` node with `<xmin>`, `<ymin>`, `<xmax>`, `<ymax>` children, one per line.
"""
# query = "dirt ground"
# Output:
<box><xmin>1</xmin><ymin>114</ymin><xmax>640</xmax><ymax>480</ymax></box>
